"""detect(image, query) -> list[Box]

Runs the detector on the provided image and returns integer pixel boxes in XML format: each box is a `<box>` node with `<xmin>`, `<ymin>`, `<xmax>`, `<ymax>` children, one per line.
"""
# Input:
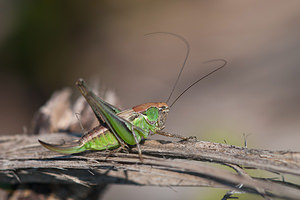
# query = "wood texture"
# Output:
<box><xmin>1</xmin><ymin>133</ymin><xmax>300</xmax><ymax>199</ymax></box>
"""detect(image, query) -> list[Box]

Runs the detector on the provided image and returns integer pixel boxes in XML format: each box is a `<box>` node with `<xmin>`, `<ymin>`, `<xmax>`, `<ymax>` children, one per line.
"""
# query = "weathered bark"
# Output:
<box><xmin>0</xmin><ymin>133</ymin><xmax>300</xmax><ymax>199</ymax></box>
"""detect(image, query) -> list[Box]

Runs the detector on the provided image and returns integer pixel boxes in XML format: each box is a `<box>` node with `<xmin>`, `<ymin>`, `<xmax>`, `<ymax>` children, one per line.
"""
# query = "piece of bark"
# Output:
<box><xmin>0</xmin><ymin>133</ymin><xmax>300</xmax><ymax>199</ymax></box>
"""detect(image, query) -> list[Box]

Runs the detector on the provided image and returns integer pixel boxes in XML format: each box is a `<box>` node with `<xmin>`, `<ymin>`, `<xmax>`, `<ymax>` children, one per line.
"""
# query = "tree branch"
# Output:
<box><xmin>1</xmin><ymin>133</ymin><xmax>300</xmax><ymax>199</ymax></box>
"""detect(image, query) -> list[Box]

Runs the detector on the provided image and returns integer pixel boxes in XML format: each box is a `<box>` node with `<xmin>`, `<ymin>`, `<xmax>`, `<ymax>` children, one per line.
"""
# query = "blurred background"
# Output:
<box><xmin>1</xmin><ymin>1</ymin><xmax>300</xmax><ymax>199</ymax></box>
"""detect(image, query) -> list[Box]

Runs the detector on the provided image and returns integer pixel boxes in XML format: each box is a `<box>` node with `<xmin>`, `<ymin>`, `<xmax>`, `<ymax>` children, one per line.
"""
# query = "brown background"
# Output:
<box><xmin>1</xmin><ymin>1</ymin><xmax>300</xmax><ymax>199</ymax></box>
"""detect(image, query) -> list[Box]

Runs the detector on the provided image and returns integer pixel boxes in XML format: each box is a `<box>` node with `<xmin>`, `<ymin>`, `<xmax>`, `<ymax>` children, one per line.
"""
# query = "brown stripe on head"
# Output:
<box><xmin>133</xmin><ymin>102</ymin><xmax>169</xmax><ymax>113</ymax></box>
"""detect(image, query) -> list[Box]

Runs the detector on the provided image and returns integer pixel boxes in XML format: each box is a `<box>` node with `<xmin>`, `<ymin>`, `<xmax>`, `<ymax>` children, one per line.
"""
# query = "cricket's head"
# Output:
<box><xmin>133</xmin><ymin>102</ymin><xmax>169</xmax><ymax>130</ymax></box>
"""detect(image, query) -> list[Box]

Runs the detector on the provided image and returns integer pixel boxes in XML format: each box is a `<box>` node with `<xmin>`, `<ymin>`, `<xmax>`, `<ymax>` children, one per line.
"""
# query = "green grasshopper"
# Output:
<box><xmin>39</xmin><ymin>33</ymin><xmax>226</xmax><ymax>160</ymax></box>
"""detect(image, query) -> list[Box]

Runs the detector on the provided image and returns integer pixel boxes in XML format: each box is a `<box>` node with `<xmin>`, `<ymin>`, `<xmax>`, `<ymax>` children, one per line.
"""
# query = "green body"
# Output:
<box><xmin>39</xmin><ymin>79</ymin><xmax>168</xmax><ymax>154</ymax></box>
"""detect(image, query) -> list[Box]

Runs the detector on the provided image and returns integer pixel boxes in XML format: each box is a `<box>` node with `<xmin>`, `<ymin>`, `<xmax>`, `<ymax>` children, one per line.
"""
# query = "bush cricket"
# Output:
<box><xmin>39</xmin><ymin>33</ymin><xmax>226</xmax><ymax>161</ymax></box>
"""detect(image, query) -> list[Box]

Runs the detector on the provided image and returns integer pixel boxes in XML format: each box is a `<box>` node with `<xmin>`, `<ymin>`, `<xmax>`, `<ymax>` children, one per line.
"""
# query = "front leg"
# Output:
<box><xmin>156</xmin><ymin>131</ymin><xmax>197</xmax><ymax>141</ymax></box>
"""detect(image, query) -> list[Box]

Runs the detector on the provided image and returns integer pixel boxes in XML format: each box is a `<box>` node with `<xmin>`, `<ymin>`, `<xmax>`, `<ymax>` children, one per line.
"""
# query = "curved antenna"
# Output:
<box><xmin>170</xmin><ymin>59</ymin><xmax>227</xmax><ymax>108</ymax></box>
<box><xmin>144</xmin><ymin>32</ymin><xmax>190</xmax><ymax>104</ymax></box>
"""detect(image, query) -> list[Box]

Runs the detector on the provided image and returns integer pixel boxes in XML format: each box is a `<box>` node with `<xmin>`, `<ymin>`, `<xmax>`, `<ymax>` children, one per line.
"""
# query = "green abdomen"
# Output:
<box><xmin>82</xmin><ymin>129</ymin><xmax>120</xmax><ymax>151</ymax></box>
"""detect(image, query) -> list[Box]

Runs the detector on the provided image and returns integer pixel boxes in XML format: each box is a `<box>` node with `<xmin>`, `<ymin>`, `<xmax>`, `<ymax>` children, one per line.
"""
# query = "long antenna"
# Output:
<box><xmin>170</xmin><ymin>59</ymin><xmax>227</xmax><ymax>108</ymax></box>
<box><xmin>144</xmin><ymin>32</ymin><xmax>190</xmax><ymax>104</ymax></box>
